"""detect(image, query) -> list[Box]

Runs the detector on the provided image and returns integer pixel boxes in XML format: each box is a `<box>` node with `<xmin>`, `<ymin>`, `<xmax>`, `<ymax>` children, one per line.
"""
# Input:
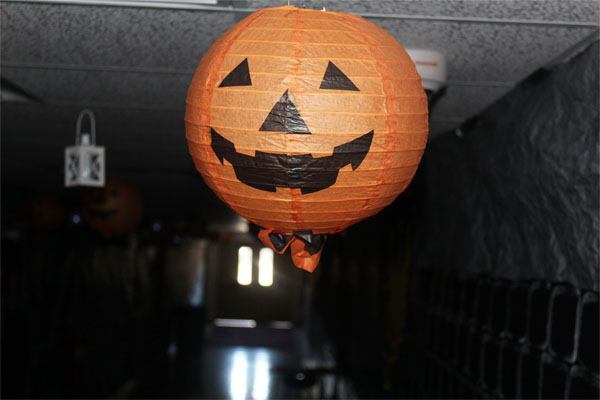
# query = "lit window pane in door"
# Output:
<box><xmin>258</xmin><ymin>248</ymin><xmax>273</xmax><ymax>287</ymax></box>
<box><xmin>237</xmin><ymin>246</ymin><xmax>253</xmax><ymax>285</ymax></box>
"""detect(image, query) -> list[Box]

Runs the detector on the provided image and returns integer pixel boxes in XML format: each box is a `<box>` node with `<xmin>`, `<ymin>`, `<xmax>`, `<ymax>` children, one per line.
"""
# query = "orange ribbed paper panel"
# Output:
<box><xmin>185</xmin><ymin>6</ymin><xmax>428</xmax><ymax>271</ymax></box>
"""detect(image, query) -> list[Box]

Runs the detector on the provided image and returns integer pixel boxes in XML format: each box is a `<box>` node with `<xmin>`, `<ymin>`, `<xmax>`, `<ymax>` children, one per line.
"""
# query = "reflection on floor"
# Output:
<box><xmin>168</xmin><ymin>325</ymin><xmax>355</xmax><ymax>399</ymax></box>
<box><xmin>197</xmin><ymin>346</ymin><xmax>289</xmax><ymax>399</ymax></box>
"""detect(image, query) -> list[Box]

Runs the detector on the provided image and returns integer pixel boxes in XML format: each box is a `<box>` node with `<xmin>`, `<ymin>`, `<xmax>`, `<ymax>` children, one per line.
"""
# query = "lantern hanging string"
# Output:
<box><xmin>75</xmin><ymin>109</ymin><xmax>96</xmax><ymax>145</ymax></box>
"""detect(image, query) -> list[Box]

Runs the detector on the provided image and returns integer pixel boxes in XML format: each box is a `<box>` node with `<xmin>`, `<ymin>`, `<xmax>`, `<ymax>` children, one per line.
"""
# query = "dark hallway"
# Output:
<box><xmin>2</xmin><ymin>1</ymin><xmax>599</xmax><ymax>399</ymax></box>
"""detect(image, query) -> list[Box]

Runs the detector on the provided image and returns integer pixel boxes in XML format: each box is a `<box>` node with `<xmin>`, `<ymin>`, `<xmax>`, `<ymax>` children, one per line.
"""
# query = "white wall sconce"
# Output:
<box><xmin>64</xmin><ymin>109</ymin><xmax>105</xmax><ymax>187</ymax></box>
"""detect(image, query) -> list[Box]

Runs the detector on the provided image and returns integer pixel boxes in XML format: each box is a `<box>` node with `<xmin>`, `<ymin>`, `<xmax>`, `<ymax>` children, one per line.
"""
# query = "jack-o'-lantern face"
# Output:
<box><xmin>185</xmin><ymin>6</ymin><xmax>428</xmax><ymax>237</ymax></box>
<box><xmin>210</xmin><ymin>58</ymin><xmax>374</xmax><ymax>194</ymax></box>
<box><xmin>82</xmin><ymin>178</ymin><xmax>143</xmax><ymax>238</ymax></box>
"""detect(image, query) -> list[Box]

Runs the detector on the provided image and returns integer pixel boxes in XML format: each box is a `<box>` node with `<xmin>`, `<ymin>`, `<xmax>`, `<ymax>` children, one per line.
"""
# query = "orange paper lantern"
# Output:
<box><xmin>82</xmin><ymin>178</ymin><xmax>143</xmax><ymax>238</ymax></box>
<box><xmin>186</xmin><ymin>6</ymin><xmax>428</xmax><ymax>271</ymax></box>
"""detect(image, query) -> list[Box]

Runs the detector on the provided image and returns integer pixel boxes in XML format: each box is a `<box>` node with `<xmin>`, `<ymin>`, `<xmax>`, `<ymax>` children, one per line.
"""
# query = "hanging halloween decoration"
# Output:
<box><xmin>27</xmin><ymin>195</ymin><xmax>66</xmax><ymax>231</ymax></box>
<box><xmin>65</xmin><ymin>109</ymin><xmax>105</xmax><ymax>187</ymax></box>
<box><xmin>81</xmin><ymin>178</ymin><xmax>143</xmax><ymax>238</ymax></box>
<box><xmin>185</xmin><ymin>5</ymin><xmax>428</xmax><ymax>272</ymax></box>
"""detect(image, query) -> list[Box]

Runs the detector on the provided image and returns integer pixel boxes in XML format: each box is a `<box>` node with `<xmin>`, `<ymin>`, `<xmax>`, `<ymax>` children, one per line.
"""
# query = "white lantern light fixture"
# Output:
<box><xmin>64</xmin><ymin>109</ymin><xmax>105</xmax><ymax>187</ymax></box>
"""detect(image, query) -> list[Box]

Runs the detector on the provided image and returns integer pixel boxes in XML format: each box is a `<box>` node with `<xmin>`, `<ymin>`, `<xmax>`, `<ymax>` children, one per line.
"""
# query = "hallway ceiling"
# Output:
<box><xmin>1</xmin><ymin>0</ymin><xmax>598</xmax><ymax>221</ymax></box>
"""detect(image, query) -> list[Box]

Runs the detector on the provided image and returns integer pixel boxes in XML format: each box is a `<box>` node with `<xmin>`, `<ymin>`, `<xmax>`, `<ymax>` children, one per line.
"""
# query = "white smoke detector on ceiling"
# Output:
<box><xmin>406</xmin><ymin>49</ymin><xmax>447</xmax><ymax>93</ymax></box>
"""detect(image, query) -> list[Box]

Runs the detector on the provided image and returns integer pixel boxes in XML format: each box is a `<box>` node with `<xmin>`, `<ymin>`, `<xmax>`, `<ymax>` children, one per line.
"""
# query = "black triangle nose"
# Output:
<box><xmin>259</xmin><ymin>90</ymin><xmax>311</xmax><ymax>134</ymax></box>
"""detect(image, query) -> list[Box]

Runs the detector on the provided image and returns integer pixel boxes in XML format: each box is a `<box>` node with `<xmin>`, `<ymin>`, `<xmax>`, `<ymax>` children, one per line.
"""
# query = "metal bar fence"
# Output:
<box><xmin>399</xmin><ymin>269</ymin><xmax>599</xmax><ymax>399</ymax></box>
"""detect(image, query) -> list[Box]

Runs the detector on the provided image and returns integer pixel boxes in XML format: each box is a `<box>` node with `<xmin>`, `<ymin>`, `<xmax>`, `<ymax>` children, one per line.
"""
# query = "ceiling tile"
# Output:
<box><xmin>247</xmin><ymin>0</ymin><xmax>599</xmax><ymax>23</ymax></box>
<box><xmin>1</xmin><ymin>3</ymin><xmax>234</xmax><ymax>69</ymax></box>
<box><xmin>1</xmin><ymin>68</ymin><xmax>192</xmax><ymax>108</ymax></box>
<box><xmin>432</xmin><ymin>84</ymin><xmax>512</xmax><ymax>124</ymax></box>
<box><xmin>1</xmin><ymin>0</ymin><xmax>597</xmax><ymax>218</ymax></box>
<box><xmin>377</xmin><ymin>21</ymin><xmax>595</xmax><ymax>82</ymax></box>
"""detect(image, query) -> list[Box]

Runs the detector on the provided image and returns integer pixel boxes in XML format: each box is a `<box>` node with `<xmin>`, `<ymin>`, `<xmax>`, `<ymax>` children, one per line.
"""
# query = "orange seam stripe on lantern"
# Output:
<box><xmin>336</xmin><ymin>13</ymin><xmax>384</xmax><ymax>229</ymax></box>
<box><xmin>340</xmin><ymin>13</ymin><xmax>427</xmax><ymax>230</ymax></box>
<box><xmin>198</xmin><ymin>173</ymin><xmax>416</xmax><ymax>188</ymax></box>
<box><xmin>220</xmin><ymin>186</ymin><xmax>410</xmax><ymax>209</ymax></box>
<box><xmin>190</xmin><ymin>8</ymin><xmax>267</xmax><ymax>222</ymax></box>
<box><xmin>288</xmin><ymin>7</ymin><xmax>305</xmax><ymax>232</ymax></box>
<box><xmin>191</xmin><ymin>183</ymin><xmax>404</xmax><ymax>204</ymax></box>
<box><xmin>186</xmin><ymin>131</ymin><xmax>427</xmax><ymax>151</ymax></box>
<box><xmin>235</xmin><ymin>210</ymin><xmax>387</xmax><ymax>227</ymax></box>
<box><xmin>192</xmin><ymin>74</ymin><xmax>420</xmax><ymax>83</ymax></box>
<box><xmin>228</xmin><ymin>196</ymin><xmax>399</xmax><ymax>212</ymax></box>
<box><xmin>326</xmin><ymin>13</ymin><xmax>391</xmax><ymax>231</ymax></box>
<box><xmin>233</xmin><ymin>206</ymin><xmax>389</xmax><ymax>223</ymax></box>
<box><xmin>238</xmin><ymin>209</ymin><xmax>387</xmax><ymax>225</ymax></box>
<box><xmin>191</xmin><ymin>146</ymin><xmax>426</xmax><ymax>160</ymax></box>
<box><xmin>188</xmin><ymin>132</ymin><xmax>428</xmax><ymax>145</ymax></box>
<box><xmin>222</xmin><ymin>54</ymin><xmax>413</xmax><ymax>62</ymax></box>
<box><xmin>233</xmin><ymin>39</ymin><xmax>413</xmax><ymax>49</ymax></box>
<box><xmin>209</xmin><ymin>107</ymin><xmax>421</xmax><ymax>116</ymax></box>
<box><xmin>236</xmin><ymin>205</ymin><xmax>389</xmax><ymax>221</ymax></box>
<box><xmin>245</xmin><ymin>27</ymin><xmax>356</xmax><ymax>34</ymax></box>
<box><xmin>187</xmin><ymin>75</ymin><xmax>424</xmax><ymax>95</ymax></box>
<box><xmin>245</xmin><ymin>218</ymin><xmax>383</xmax><ymax>234</ymax></box>
<box><xmin>194</xmin><ymin>126</ymin><xmax>427</xmax><ymax>135</ymax></box>
<box><xmin>214</xmin><ymin>200</ymin><xmax>396</xmax><ymax>221</ymax></box>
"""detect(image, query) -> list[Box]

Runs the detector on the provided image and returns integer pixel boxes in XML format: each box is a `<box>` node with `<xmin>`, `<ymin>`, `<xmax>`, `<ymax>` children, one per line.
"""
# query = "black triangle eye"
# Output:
<box><xmin>219</xmin><ymin>58</ymin><xmax>252</xmax><ymax>88</ymax></box>
<box><xmin>319</xmin><ymin>61</ymin><xmax>359</xmax><ymax>91</ymax></box>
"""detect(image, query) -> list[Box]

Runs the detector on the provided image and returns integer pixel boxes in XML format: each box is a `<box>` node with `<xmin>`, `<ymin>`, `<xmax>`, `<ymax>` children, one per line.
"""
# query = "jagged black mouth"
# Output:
<box><xmin>210</xmin><ymin>128</ymin><xmax>374</xmax><ymax>194</ymax></box>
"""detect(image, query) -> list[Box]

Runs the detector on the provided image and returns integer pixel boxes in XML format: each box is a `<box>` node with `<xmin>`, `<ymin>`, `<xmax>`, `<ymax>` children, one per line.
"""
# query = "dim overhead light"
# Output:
<box><xmin>64</xmin><ymin>109</ymin><xmax>105</xmax><ymax>187</ymax></box>
<box><xmin>214</xmin><ymin>318</ymin><xmax>257</xmax><ymax>328</ymax></box>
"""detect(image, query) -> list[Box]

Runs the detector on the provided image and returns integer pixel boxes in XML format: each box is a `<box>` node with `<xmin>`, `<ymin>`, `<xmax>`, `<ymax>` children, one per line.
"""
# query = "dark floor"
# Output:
<box><xmin>165</xmin><ymin>324</ymin><xmax>353</xmax><ymax>399</ymax></box>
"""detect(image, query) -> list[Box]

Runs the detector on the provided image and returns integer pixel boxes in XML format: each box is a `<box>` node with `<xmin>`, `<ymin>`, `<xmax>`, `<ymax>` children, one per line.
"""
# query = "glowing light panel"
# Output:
<box><xmin>237</xmin><ymin>246</ymin><xmax>253</xmax><ymax>285</ymax></box>
<box><xmin>258</xmin><ymin>248</ymin><xmax>273</xmax><ymax>287</ymax></box>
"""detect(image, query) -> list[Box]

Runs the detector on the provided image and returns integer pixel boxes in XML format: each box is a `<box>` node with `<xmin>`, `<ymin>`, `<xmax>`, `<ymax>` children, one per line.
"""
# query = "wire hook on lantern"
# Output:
<box><xmin>75</xmin><ymin>109</ymin><xmax>97</xmax><ymax>145</ymax></box>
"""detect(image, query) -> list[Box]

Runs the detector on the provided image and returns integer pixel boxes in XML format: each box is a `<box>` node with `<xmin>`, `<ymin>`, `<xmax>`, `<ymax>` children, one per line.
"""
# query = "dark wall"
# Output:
<box><xmin>415</xmin><ymin>42</ymin><xmax>599</xmax><ymax>291</ymax></box>
<box><xmin>1</xmin><ymin>228</ymin><xmax>168</xmax><ymax>398</ymax></box>
<box><xmin>397</xmin><ymin>42</ymin><xmax>600</xmax><ymax>399</ymax></box>
<box><xmin>311</xmin><ymin>188</ymin><xmax>416</xmax><ymax>397</ymax></box>
<box><xmin>312</xmin><ymin>42</ymin><xmax>599</xmax><ymax>399</ymax></box>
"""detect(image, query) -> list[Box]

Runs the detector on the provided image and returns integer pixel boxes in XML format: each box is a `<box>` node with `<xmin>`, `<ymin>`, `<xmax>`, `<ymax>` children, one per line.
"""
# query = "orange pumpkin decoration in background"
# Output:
<box><xmin>82</xmin><ymin>178</ymin><xmax>143</xmax><ymax>238</ymax></box>
<box><xmin>28</xmin><ymin>195</ymin><xmax>66</xmax><ymax>231</ymax></box>
<box><xmin>186</xmin><ymin>6</ymin><xmax>428</xmax><ymax>271</ymax></box>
